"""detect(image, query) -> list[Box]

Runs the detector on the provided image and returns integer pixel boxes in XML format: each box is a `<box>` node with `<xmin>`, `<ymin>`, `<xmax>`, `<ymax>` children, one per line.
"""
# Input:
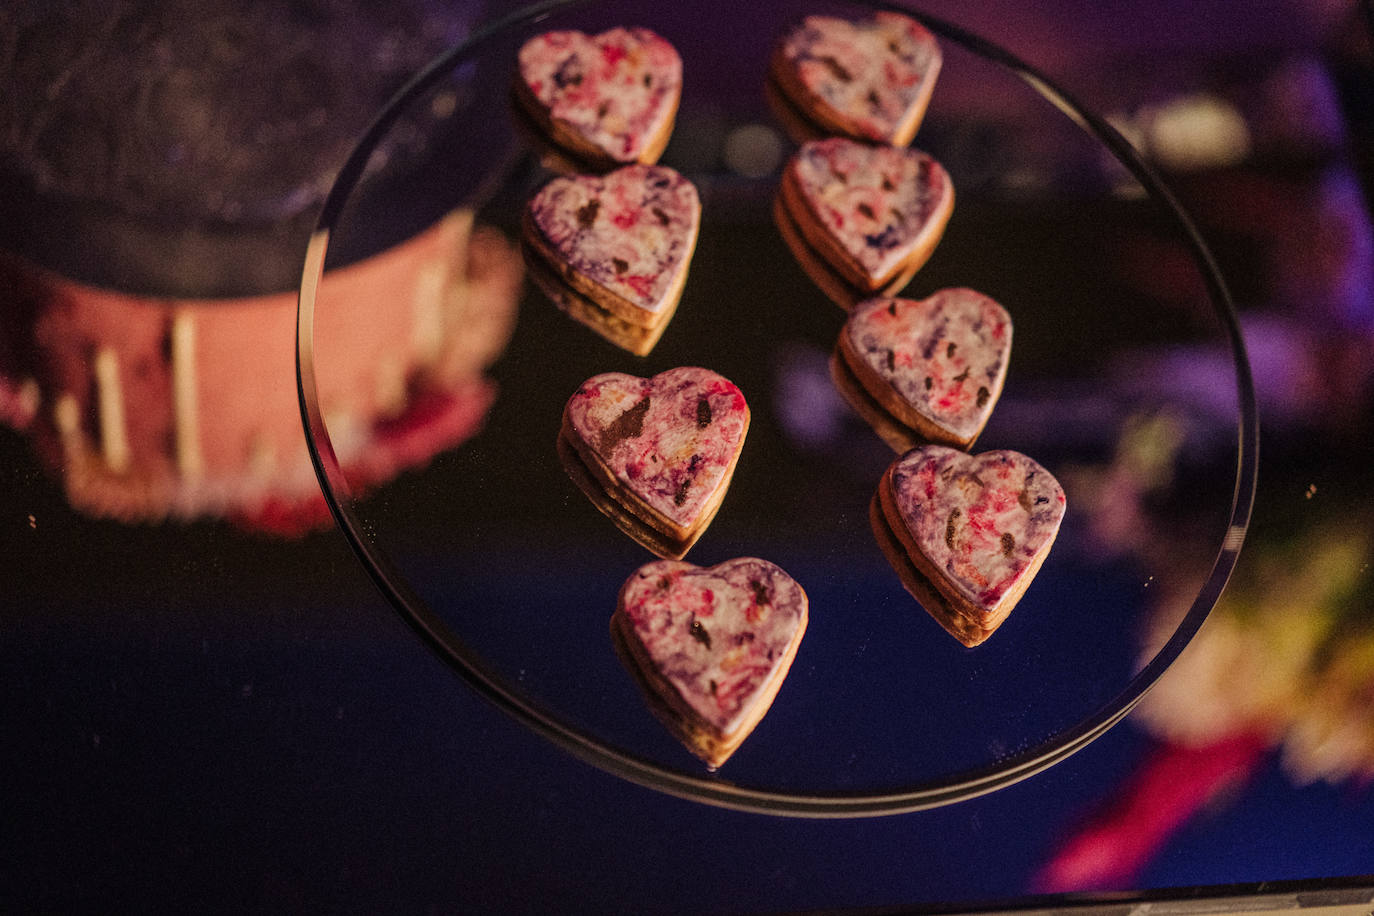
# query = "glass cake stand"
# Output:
<box><xmin>297</xmin><ymin>0</ymin><xmax>1257</xmax><ymax>815</ymax></box>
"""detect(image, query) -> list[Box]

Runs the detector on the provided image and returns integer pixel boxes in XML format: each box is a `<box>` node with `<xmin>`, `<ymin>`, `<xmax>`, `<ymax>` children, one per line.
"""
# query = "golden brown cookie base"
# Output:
<box><xmin>772</xmin><ymin>195</ymin><xmax>918</xmax><ymax>311</ymax></box>
<box><xmin>763</xmin><ymin>74</ymin><xmax>831</xmax><ymax>147</ymax></box>
<box><xmin>557</xmin><ymin>429</ymin><xmax>700</xmax><ymax>559</ymax></box>
<box><xmin>832</xmin><ymin>332</ymin><xmax>984</xmax><ymax>450</ymax></box>
<box><xmin>868</xmin><ymin>492</ymin><xmax>1002</xmax><ymax>647</ymax></box>
<box><xmin>521</xmin><ymin>238</ymin><xmax>675</xmax><ymax>357</ymax></box>
<box><xmin>828</xmin><ymin>348</ymin><xmax>921</xmax><ymax>453</ymax></box>
<box><xmin>509</xmin><ymin>89</ymin><xmax>609</xmax><ymax>176</ymax></box>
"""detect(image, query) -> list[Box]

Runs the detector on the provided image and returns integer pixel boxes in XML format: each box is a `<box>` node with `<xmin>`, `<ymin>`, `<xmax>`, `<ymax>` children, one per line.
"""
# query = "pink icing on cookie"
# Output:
<box><xmin>565</xmin><ymin>367</ymin><xmax>748</xmax><ymax>530</ymax></box>
<box><xmin>779</xmin><ymin>12</ymin><xmax>941</xmax><ymax>142</ymax></box>
<box><xmin>528</xmin><ymin>165</ymin><xmax>700</xmax><ymax>315</ymax></box>
<box><xmin>846</xmin><ymin>290</ymin><xmax>1011</xmax><ymax>442</ymax></box>
<box><xmin>618</xmin><ymin>557</ymin><xmax>807</xmax><ymax>735</ymax></box>
<box><xmin>889</xmin><ymin>446</ymin><xmax>1065</xmax><ymax>611</ymax></box>
<box><xmin>789</xmin><ymin>138</ymin><xmax>952</xmax><ymax>284</ymax></box>
<box><xmin>518</xmin><ymin>27</ymin><xmax>682</xmax><ymax>163</ymax></box>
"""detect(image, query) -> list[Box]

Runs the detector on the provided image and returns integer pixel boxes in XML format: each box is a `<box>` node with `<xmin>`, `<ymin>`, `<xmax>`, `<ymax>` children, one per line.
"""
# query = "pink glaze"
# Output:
<box><xmin>846</xmin><ymin>289</ymin><xmax>1011</xmax><ymax>441</ymax></box>
<box><xmin>889</xmin><ymin>446</ymin><xmax>1065</xmax><ymax>611</ymax></box>
<box><xmin>528</xmin><ymin>164</ymin><xmax>700</xmax><ymax>315</ymax></box>
<box><xmin>519</xmin><ymin>27</ymin><xmax>682</xmax><ymax>163</ymax></box>
<box><xmin>789</xmin><ymin>138</ymin><xmax>951</xmax><ymax>283</ymax></box>
<box><xmin>565</xmin><ymin>367</ymin><xmax>747</xmax><ymax>530</ymax></box>
<box><xmin>779</xmin><ymin>12</ymin><xmax>941</xmax><ymax>142</ymax></box>
<box><xmin>619</xmin><ymin>557</ymin><xmax>807</xmax><ymax>735</ymax></box>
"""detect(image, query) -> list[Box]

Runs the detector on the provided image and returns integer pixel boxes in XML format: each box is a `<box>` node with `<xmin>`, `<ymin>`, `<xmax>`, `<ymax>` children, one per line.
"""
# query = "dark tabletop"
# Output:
<box><xmin>4</xmin><ymin>1</ymin><xmax>1374</xmax><ymax>912</ymax></box>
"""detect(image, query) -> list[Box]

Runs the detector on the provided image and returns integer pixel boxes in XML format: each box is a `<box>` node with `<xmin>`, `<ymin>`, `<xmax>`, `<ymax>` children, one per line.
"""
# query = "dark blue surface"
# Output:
<box><xmin>4</xmin><ymin>480</ymin><xmax>1372</xmax><ymax>913</ymax></box>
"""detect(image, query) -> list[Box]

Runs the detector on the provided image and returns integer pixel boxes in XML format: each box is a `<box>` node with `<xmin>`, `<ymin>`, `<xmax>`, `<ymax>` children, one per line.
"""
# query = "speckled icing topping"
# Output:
<box><xmin>790</xmin><ymin>138</ymin><xmax>951</xmax><ymax>282</ymax></box>
<box><xmin>528</xmin><ymin>164</ymin><xmax>700</xmax><ymax>314</ymax></box>
<box><xmin>619</xmin><ymin>558</ymin><xmax>806</xmax><ymax>735</ymax></box>
<box><xmin>519</xmin><ymin>27</ymin><xmax>682</xmax><ymax>163</ymax></box>
<box><xmin>846</xmin><ymin>290</ymin><xmax>1011</xmax><ymax>441</ymax></box>
<box><xmin>566</xmin><ymin>367</ymin><xmax>748</xmax><ymax>529</ymax></box>
<box><xmin>890</xmin><ymin>446</ymin><xmax>1065</xmax><ymax>611</ymax></box>
<box><xmin>778</xmin><ymin>13</ymin><xmax>940</xmax><ymax>142</ymax></box>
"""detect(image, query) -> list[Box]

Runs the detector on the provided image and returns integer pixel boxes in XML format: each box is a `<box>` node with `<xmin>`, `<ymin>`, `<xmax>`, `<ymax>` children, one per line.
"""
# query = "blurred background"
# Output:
<box><xmin>2</xmin><ymin>0</ymin><xmax>1372</xmax><ymax>911</ymax></box>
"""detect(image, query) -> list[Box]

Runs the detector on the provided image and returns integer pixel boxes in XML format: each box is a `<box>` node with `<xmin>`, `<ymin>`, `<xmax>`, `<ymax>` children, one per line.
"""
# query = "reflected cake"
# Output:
<box><xmin>0</xmin><ymin>213</ymin><xmax>521</xmax><ymax>533</ymax></box>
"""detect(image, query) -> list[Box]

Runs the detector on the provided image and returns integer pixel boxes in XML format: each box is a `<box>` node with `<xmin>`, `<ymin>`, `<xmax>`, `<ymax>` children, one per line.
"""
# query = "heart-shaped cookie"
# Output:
<box><xmin>779</xmin><ymin>138</ymin><xmax>953</xmax><ymax>295</ymax></box>
<box><xmin>613</xmin><ymin>557</ymin><xmax>808</xmax><ymax>767</ymax></box>
<box><xmin>770</xmin><ymin>12</ymin><xmax>942</xmax><ymax>146</ymax></box>
<box><xmin>834</xmin><ymin>290</ymin><xmax>1011</xmax><ymax>451</ymax></box>
<box><xmin>516</xmin><ymin>27</ymin><xmax>683</xmax><ymax>168</ymax></box>
<box><xmin>559</xmin><ymin>367</ymin><xmax>749</xmax><ymax>558</ymax></box>
<box><xmin>873</xmin><ymin>445</ymin><xmax>1065</xmax><ymax>646</ymax></box>
<box><xmin>524</xmin><ymin>164</ymin><xmax>701</xmax><ymax>354</ymax></box>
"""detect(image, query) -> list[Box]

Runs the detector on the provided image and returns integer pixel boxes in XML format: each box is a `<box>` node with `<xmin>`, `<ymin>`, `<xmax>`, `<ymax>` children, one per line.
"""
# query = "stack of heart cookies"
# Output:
<box><xmin>612</xmin><ymin>557</ymin><xmax>808</xmax><ymax>769</ymax></box>
<box><xmin>508</xmin><ymin>13</ymin><xmax>1071</xmax><ymax>770</ymax></box>
<box><xmin>830</xmin><ymin>286</ymin><xmax>1063</xmax><ymax>647</ymax></box>
<box><xmin>514</xmin><ymin>26</ymin><xmax>683</xmax><ymax>171</ymax></box>
<box><xmin>830</xmin><ymin>288</ymin><xmax>1012</xmax><ymax>453</ymax></box>
<box><xmin>516</xmin><ymin>27</ymin><xmax>699</xmax><ymax>355</ymax></box>
<box><xmin>767</xmin><ymin>12</ymin><xmax>943</xmax><ymax>147</ymax></box>
<box><xmin>557</xmin><ymin>365</ymin><xmax>810</xmax><ymax>769</ymax></box>
<box><xmin>769</xmin><ymin>12</ymin><xmax>953</xmax><ymax>309</ymax></box>
<box><xmin>769</xmin><ymin>12</ymin><xmax>1067</xmax><ymax>647</ymax></box>
<box><xmin>839</xmin><ymin>289</ymin><xmax>1064</xmax><ymax>646</ymax></box>
<box><xmin>557</xmin><ymin>366</ymin><xmax>750</xmax><ymax>560</ymax></box>
<box><xmin>870</xmin><ymin>446</ymin><xmax>1066</xmax><ymax>647</ymax></box>
<box><xmin>515</xmin><ymin>25</ymin><xmax>810</xmax><ymax>768</ymax></box>
<box><xmin>523</xmin><ymin>164</ymin><xmax>700</xmax><ymax>355</ymax></box>
<box><xmin>775</xmin><ymin>137</ymin><xmax>954</xmax><ymax>309</ymax></box>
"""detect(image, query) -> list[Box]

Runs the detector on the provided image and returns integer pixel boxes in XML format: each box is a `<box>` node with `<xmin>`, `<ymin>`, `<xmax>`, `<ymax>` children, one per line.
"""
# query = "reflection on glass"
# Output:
<box><xmin>0</xmin><ymin>215</ymin><xmax>520</xmax><ymax>535</ymax></box>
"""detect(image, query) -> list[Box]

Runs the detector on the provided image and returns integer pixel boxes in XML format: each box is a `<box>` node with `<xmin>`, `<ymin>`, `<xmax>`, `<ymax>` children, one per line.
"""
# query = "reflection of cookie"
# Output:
<box><xmin>559</xmin><ymin>367</ymin><xmax>749</xmax><ymax>558</ymax></box>
<box><xmin>763</xmin><ymin>75</ymin><xmax>829</xmax><ymax>147</ymax></box>
<box><xmin>522</xmin><ymin>164</ymin><xmax>700</xmax><ymax>354</ymax></box>
<box><xmin>873</xmin><ymin>446</ymin><xmax>1065</xmax><ymax>646</ymax></box>
<box><xmin>769</xmin><ymin>13</ymin><xmax>941</xmax><ymax>147</ymax></box>
<box><xmin>612</xmin><ymin>557</ymin><xmax>808</xmax><ymax>768</ymax></box>
<box><xmin>778</xmin><ymin>138</ymin><xmax>953</xmax><ymax>296</ymax></box>
<box><xmin>515</xmin><ymin>27</ymin><xmax>682</xmax><ymax>170</ymax></box>
<box><xmin>834</xmin><ymin>291</ymin><xmax>1011</xmax><ymax>451</ymax></box>
<box><xmin>830</xmin><ymin>352</ymin><xmax>922</xmax><ymax>453</ymax></box>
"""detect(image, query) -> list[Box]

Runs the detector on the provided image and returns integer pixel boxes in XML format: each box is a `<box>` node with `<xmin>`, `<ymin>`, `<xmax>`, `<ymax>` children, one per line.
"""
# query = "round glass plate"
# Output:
<box><xmin>297</xmin><ymin>0</ymin><xmax>1257</xmax><ymax>815</ymax></box>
